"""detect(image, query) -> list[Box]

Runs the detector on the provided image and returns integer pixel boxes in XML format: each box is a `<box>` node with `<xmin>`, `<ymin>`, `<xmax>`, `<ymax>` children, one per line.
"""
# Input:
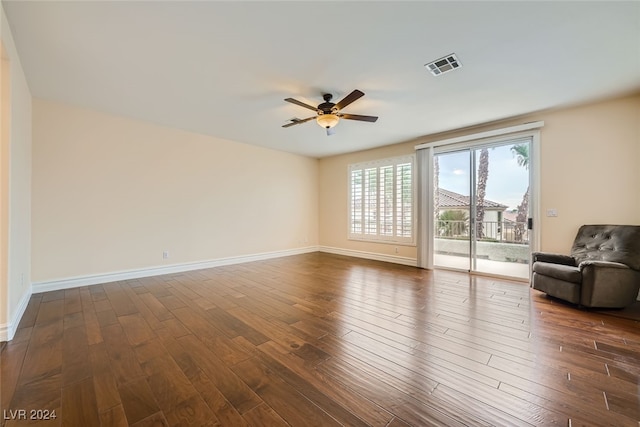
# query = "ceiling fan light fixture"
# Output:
<box><xmin>316</xmin><ymin>113</ymin><xmax>340</xmax><ymax>129</ymax></box>
<box><xmin>283</xmin><ymin>90</ymin><xmax>377</xmax><ymax>133</ymax></box>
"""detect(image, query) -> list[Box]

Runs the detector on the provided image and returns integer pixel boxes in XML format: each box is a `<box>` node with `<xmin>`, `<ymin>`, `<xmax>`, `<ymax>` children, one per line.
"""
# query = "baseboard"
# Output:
<box><xmin>0</xmin><ymin>285</ymin><xmax>32</xmax><ymax>342</ymax></box>
<box><xmin>31</xmin><ymin>246</ymin><xmax>320</xmax><ymax>294</ymax></box>
<box><xmin>23</xmin><ymin>245</ymin><xmax>413</xmax><ymax>340</ymax></box>
<box><xmin>319</xmin><ymin>246</ymin><xmax>417</xmax><ymax>267</ymax></box>
<box><xmin>31</xmin><ymin>245</ymin><xmax>416</xmax><ymax>295</ymax></box>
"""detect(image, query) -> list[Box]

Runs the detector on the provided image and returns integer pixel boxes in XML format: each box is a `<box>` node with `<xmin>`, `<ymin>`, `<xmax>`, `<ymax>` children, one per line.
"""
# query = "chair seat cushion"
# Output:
<box><xmin>532</xmin><ymin>261</ymin><xmax>582</xmax><ymax>284</ymax></box>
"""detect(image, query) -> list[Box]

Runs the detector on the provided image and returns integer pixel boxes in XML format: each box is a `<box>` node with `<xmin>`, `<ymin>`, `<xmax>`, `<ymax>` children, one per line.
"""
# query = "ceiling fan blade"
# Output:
<box><xmin>282</xmin><ymin>116</ymin><xmax>316</xmax><ymax>128</ymax></box>
<box><xmin>335</xmin><ymin>89</ymin><xmax>365</xmax><ymax>110</ymax></box>
<box><xmin>340</xmin><ymin>113</ymin><xmax>378</xmax><ymax>123</ymax></box>
<box><xmin>284</xmin><ymin>98</ymin><xmax>319</xmax><ymax>112</ymax></box>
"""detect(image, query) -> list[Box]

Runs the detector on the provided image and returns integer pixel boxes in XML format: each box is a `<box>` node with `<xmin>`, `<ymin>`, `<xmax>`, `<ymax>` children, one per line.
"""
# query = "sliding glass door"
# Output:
<box><xmin>433</xmin><ymin>138</ymin><xmax>531</xmax><ymax>279</ymax></box>
<box><xmin>433</xmin><ymin>150</ymin><xmax>471</xmax><ymax>271</ymax></box>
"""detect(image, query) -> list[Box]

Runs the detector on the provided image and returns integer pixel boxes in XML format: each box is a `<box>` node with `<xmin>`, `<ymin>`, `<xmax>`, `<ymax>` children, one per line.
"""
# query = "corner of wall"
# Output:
<box><xmin>0</xmin><ymin>283</ymin><xmax>31</xmax><ymax>341</ymax></box>
<box><xmin>1</xmin><ymin>3</ymin><xmax>33</xmax><ymax>342</ymax></box>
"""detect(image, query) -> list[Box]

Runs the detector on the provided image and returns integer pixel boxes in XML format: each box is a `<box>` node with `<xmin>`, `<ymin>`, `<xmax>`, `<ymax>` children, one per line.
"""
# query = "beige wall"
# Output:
<box><xmin>319</xmin><ymin>93</ymin><xmax>640</xmax><ymax>260</ymax></box>
<box><xmin>1</xmin><ymin>4</ymin><xmax>32</xmax><ymax>339</ymax></box>
<box><xmin>32</xmin><ymin>100</ymin><xmax>318</xmax><ymax>283</ymax></box>
<box><xmin>536</xmin><ymin>95</ymin><xmax>640</xmax><ymax>252</ymax></box>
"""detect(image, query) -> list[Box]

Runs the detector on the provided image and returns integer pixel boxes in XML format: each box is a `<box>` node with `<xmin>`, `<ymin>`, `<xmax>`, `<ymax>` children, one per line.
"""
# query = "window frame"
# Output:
<box><xmin>348</xmin><ymin>154</ymin><xmax>416</xmax><ymax>245</ymax></box>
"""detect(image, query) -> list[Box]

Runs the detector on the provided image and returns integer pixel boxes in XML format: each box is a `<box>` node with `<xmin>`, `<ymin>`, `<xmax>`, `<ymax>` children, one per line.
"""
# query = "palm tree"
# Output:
<box><xmin>475</xmin><ymin>148</ymin><xmax>489</xmax><ymax>239</ymax></box>
<box><xmin>511</xmin><ymin>144</ymin><xmax>529</xmax><ymax>242</ymax></box>
<box><xmin>511</xmin><ymin>144</ymin><xmax>529</xmax><ymax>169</ymax></box>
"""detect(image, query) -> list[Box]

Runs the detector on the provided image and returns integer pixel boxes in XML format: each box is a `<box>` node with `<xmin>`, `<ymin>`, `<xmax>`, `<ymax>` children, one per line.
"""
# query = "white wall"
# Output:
<box><xmin>1</xmin><ymin>4</ymin><xmax>32</xmax><ymax>342</ymax></box>
<box><xmin>31</xmin><ymin>100</ymin><xmax>319</xmax><ymax>286</ymax></box>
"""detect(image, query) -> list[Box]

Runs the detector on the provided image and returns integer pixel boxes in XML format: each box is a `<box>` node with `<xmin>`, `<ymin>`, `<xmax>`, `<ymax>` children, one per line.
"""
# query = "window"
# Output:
<box><xmin>349</xmin><ymin>155</ymin><xmax>415</xmax><ymax>244</ymax></box>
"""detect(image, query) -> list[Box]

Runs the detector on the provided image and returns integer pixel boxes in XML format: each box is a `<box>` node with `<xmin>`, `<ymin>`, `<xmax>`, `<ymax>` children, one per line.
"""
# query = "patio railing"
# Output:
<box><xmin>436</xmin><ymin>220</ymin><xmax>529</xmax><ymax>244</ymax></box>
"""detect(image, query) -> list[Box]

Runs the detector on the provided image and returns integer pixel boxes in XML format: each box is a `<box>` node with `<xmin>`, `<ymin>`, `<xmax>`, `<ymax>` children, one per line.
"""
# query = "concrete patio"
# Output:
<box><xmin>435</xmin><ymin>238</ymin><xmax>530</xmax><ymax>280</ymax></box>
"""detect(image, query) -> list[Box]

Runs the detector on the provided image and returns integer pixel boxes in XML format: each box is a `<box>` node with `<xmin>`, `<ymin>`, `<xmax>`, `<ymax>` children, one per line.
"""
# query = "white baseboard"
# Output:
<box><xmin>31</xmin><ymin>245</ymin><xmax>416</xmax><ymax>295</ymax></box>
<box><xmin>13</xmin><ymin>245</ymin><xmax>412</xmax><ymax>341</ymax></box>
<box><xmin>31</xmin><ymin>246</ymin><xmax>320</xmax><ymax>294</ymax></box>
<box><xmin>0</xmin><ymin>285</ymin><xmax>32</xmax><ymax>342</ymax></box>
<box><xmin>319</xmin><ymin>246</ymin><xmax>417</xmax><ymax>267</ymax></box>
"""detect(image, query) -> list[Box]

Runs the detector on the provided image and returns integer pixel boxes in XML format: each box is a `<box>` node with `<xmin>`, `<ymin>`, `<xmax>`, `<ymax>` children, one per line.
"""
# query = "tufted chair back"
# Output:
<box><xmin>571</xmin><ymin>225</ymin><xmax>640</xmax><ymax>271</ymax></box>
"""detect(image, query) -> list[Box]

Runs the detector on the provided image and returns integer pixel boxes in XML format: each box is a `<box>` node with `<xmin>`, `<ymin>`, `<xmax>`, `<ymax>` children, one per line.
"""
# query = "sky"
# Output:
<box><xmin>437</xmin><ymin>143</ymin><xmax>529</xmax><ymax>211</ymax></box>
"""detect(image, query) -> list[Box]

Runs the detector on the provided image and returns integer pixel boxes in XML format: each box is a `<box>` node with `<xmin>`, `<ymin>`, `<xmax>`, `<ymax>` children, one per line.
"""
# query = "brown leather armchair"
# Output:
<box><xmin>531</xmin><ymin>225</ymin><xmax>640</xmax><ymax>308</ymax></box>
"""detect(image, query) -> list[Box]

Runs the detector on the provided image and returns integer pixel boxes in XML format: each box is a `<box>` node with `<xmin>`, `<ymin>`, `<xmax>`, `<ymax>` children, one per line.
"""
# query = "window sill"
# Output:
<box><xmin>348</xmin><ymin>237</ymin><xmax>416</xmax><ymax>247</ymax></box>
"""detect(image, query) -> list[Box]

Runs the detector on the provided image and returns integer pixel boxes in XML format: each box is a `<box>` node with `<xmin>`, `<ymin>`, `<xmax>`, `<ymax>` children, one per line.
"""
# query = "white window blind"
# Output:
<box><xmin>348</xmin><ymin>155</ymin><xmax>415</xmax><ymax>244</ymax></box>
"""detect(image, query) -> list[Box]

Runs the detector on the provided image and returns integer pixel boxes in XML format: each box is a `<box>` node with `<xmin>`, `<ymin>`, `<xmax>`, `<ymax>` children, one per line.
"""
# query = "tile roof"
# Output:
<box><xmin>437</xmin><ymin>188</ymin><xmax>507</xmax><ymax>210</ymax></box>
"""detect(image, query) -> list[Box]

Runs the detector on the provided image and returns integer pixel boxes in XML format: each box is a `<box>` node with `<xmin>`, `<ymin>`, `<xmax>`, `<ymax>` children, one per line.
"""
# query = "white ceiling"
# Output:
<box><xmin>3</xmin><ymin>1</ymin><xmax>640</xmax><ymax>158</ymax></box>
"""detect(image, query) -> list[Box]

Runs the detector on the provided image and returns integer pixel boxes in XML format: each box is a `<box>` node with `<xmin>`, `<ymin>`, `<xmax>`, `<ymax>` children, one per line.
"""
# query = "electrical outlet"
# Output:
<box><xmin>163</xmin><ymin>250</ymin><xmax>169</xmax><ymax>259</ymax></box>
<box><xmin>546</xmin><ymin>209</ymin><xmax>558</xmax><ymax>217</ymax></box>
<box><xmin>395</xmin><ymin>247</ymin><xmax>399</xmax><ymax>254</ymax></box>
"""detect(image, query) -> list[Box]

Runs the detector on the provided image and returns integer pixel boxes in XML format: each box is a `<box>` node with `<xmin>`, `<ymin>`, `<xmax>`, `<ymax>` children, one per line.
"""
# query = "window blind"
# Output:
<box><xmin>348</xmin><ymin>155</ymin><xmax>415</xmax><ymax>244</ymax></box>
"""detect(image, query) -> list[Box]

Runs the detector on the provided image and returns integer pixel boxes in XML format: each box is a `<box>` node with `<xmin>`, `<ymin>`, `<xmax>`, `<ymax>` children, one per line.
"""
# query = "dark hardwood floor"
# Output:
<box><xmin>2</xmin><ymin>253</ymin><xmax>639</xmax><ymax>426</ymax></box>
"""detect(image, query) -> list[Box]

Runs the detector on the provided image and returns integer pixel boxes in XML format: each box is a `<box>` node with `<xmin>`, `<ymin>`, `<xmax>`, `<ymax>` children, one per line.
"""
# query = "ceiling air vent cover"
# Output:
<box><xmin>425</xmin><ymin>53</ymin><xmax>461</xmax><ymax>76</ymax></box>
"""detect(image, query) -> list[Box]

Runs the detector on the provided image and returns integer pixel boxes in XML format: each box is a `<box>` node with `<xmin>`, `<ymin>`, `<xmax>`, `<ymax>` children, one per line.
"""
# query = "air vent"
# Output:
<box><xmin>425</xmin><ymin>53</ymin><xmax>462</xmax><ymax>76</ymax></box>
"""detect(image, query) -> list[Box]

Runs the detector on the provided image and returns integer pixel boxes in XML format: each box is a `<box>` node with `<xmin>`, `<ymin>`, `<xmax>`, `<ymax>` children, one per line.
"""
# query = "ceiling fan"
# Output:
<box><xmin>282</xmin><ymin>89</ymin><xmax>378</xmax><ymax>135</ymax></box>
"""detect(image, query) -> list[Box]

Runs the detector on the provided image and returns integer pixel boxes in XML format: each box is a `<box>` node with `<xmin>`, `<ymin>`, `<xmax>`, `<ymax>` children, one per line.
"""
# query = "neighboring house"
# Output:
<box><xmin>502</xmin><ymin>210</ymin><xmax>519</xmax><ymax>223</ymax></box>
<box><xmin>436</xmin><ymin>188</ymin><xmax>507</xmax><ymax>239</ymax></box>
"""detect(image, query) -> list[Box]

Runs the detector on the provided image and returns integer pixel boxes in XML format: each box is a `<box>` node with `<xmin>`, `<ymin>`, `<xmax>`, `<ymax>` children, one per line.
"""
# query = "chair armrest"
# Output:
<box><xmin>578</xmin><ymin>260</ymin><xmax>630</xmax><ymax>270</ymax></box>
<box><xmin>579</xmin><ymin>261</ymin><xmax>640</xmax><ymax>307</ymax></box>
<box><xmin>532</xmin><ymin>252</ymin><xmax>575</xmax><ymax>266</ymax></box>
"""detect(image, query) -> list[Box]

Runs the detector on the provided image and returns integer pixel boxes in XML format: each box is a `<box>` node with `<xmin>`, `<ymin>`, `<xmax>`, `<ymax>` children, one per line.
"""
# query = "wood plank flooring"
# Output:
<box><xmin>1</xmin><ymin>253</ymin><xmax>639</xmax><ymax>426</ymax></box>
